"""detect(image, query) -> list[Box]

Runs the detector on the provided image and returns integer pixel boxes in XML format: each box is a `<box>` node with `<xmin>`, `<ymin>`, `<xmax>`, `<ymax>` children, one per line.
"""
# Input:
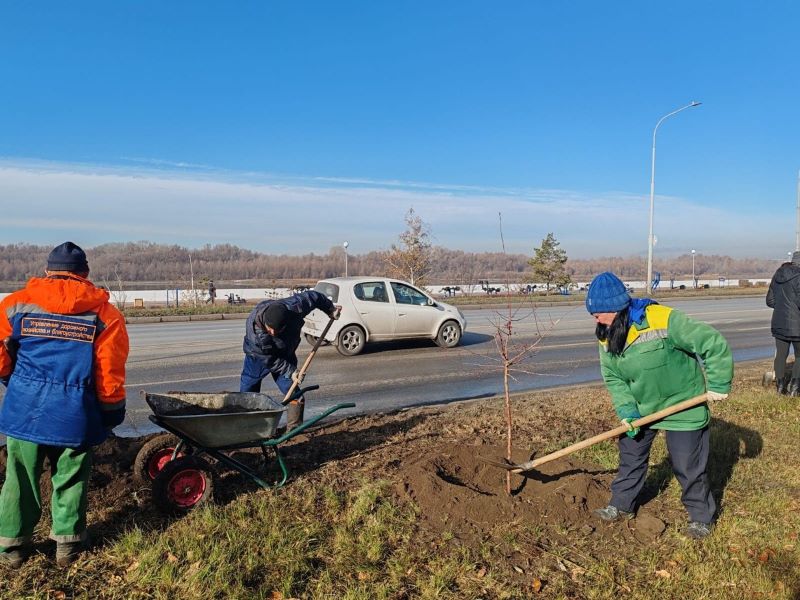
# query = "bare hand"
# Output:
<box><xmin>330</xmin><ymin>306</ymin><xmax>342</xmax><ymax>320</ymax></box>
<box><xmin>291</xmin><ymin>370</ymin><xmax>305</xmax><ymax>385</ymax></box>
<box><xmin>706</xmin><ymin>390</ymin><xmax>728</xmax><ymax>402</ymax></box>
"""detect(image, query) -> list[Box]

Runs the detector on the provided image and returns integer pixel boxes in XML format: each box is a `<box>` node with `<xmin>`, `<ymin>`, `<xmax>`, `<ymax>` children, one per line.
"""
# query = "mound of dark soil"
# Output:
<box><xmin>398</xmin><ymin>442</ymin><xmax>666</xmax><ymax>544</ymax></box>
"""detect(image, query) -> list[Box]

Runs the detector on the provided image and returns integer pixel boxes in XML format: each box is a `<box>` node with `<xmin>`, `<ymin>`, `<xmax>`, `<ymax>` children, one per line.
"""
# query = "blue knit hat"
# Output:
<box><xmin>585</xmin><ymin>272</ymin><xmax>631</xmax><ymax>314</ymax></box>
<box><xmin>47</xmin><ymin>241</ymin><xmax>89</xmax><ymax>273</ymax></box>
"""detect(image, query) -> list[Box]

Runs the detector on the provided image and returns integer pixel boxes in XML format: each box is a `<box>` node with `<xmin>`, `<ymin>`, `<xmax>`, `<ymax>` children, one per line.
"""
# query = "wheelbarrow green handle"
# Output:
<box><xmin>266</xmin><ymin>402</ymin><xmax>356</xmax><ymax>445</ymax></box>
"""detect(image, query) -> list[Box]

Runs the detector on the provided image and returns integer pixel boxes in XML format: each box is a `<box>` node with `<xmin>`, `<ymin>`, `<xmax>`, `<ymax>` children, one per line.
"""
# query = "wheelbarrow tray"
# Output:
<box><xmin>143</xmin><ymin>391</ymin><xmax>286</xmax><ymax>448</ymax></box>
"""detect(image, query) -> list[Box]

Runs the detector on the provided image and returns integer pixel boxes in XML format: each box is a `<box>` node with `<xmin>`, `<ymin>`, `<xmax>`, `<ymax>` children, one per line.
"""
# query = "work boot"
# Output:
<box><xmin>286</xmin><ymin>400</ymin><xmax>305</xmax><ymax>432</ymax></box>
<box><xmin>0</xmin><ymin>546</ymin><xmax>29</xmax><ymax>569</ymax></box>
<box><xmin>592</xmin><ymin>505</ymin><xmax>634</xmax><ymax>522</ymax></box>
<box><xmin>682</xmin><ymin>521</ymin><xmax>713</xmax><ymax>540</ymax></box>
<box><xmin>56</xmin><ymin>541</ymin><xmax>85</xmax><ymax>567</ymax></box>
<box><xmin>788</xmin><ymin>379</ymin><xmax>800</xmax><ymax>397</ymax></box>
<box><xmin>776</xmin><ymin>378</ymin><xmax>788</xmax><ymax>395</ymax></box>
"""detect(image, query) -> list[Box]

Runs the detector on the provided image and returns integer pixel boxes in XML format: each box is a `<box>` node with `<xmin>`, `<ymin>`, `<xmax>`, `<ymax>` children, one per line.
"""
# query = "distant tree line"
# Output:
<box><xmin>0</xmin><ymin>241</ymin><xmax>783</xmax><ymax>287</ymax></box>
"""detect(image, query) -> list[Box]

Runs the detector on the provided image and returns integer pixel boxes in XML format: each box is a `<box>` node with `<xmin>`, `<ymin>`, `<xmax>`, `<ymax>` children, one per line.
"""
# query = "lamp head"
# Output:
<box><xmin>343</xmin><ymin>241</ymin><xmax>349</xmax><ymax>249</ymax></box>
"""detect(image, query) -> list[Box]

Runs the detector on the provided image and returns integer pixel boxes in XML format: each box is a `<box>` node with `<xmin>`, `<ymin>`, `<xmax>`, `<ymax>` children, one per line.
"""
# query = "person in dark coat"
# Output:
<box><xmin>240</xmin><ymin>290</ymin><xmax>339</xmax><ymax>430</ymax></box>
<box><xmin>766</xmin><ymin>252</ymin><xmax>800</xmax><ymax>395</ymax></box>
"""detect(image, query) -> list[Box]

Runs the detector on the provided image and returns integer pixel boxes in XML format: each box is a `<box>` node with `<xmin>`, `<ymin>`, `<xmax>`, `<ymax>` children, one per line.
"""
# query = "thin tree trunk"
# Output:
<box><xmin>504</xmin><ymin>357</ymin><xmax>512</xmax><ymax>495</ymax></box>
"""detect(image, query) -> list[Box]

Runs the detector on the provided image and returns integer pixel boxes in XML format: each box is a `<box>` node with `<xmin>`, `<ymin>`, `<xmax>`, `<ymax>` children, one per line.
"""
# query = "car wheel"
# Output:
<box><xmin>337</xmin><ymin>325</ymin><xmax>366</xmax><ymax>356</ymax></box>
<box><xmin>435</xmin><ymin>320</ymin><xmax>462</xmax><ymax>348</ymax></box>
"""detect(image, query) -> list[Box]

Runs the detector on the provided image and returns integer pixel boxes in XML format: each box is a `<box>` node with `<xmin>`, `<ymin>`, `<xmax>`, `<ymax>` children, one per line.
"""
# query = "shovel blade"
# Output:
<box><xmin>477</xmin><ymin>455</ymin><xmax>518</xmax><ymax>471</ymax></box>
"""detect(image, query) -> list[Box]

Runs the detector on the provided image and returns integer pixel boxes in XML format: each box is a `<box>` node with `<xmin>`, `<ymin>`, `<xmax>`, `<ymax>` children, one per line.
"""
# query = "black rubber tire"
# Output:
<box><xmin>133</xmin><ymin>434</ymin><xmax>184</xmax><ymax>486</ymax></box>
<box><xmin>435</xmin><ymin>320</ymin><xmax>462</xmax><ymax>348</ymax></box>
<box><xmin>152</xmin><ymin>456</ymin><xmax>215</xmax><ymax>515</ymax></box>
<box><xmin>336</xmin><ymin>325</ymin><xmax>366</xmax><ymax>356</ymax></box>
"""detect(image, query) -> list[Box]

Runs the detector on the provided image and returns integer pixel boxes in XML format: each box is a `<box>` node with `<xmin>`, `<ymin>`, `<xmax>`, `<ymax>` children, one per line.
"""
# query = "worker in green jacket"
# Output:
<box><xmin>585</xmin><ymin>272</ymin><xmax>733</xmax><ymax>539</ymax></box>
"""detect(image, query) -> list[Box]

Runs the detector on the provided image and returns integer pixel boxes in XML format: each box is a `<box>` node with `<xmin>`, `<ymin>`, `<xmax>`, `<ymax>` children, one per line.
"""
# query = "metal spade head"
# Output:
<box><xmin>477</xmin><ymin>455</ymin><xmax>517</xmax><ymax>470</ymax></box>
<box><xmin>478</xmin><ymin>454</ymin><xmax>539</xmax><ymax>473</ymax></box>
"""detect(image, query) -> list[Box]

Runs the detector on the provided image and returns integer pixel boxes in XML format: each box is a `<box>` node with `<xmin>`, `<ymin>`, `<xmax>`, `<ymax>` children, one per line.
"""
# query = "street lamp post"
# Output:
<box><xmin>343</xmin><ymin>241</ymin><xmax>349</xmax><ymax>277</ymax></box>
<box><xmin>691</xmin><ymin>249</ymin><xmax>696</xmax><ymax>288</ymax></box>
<box><xmin>646</xmin><ymin>101</ymin><xmax>702</xmax><ymax>296</ymax></box>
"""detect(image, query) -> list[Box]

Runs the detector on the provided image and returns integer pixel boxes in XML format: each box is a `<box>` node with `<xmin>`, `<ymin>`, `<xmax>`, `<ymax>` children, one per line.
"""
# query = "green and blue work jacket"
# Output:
<box><xmin>598</xmin><ymin>304</ymin><xmax>733</xmax><ymax>431</ymax></box>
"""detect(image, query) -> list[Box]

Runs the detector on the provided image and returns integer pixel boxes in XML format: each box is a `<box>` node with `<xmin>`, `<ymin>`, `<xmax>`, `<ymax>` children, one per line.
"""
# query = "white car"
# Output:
<box><xmin>302</xmin><ymin>277</ymin><xmax>467</xmax><ymax>356</ymax></box>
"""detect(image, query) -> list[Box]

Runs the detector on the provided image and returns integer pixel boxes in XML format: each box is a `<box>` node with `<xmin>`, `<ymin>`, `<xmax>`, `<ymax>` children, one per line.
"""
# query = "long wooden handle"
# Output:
<box><xmin>281</xmin><ymin>315</ymin><xmax>336</xmax><ymax>405</ymax></box>
<box><xmin>512</xmin><ymin>393</ymin><xmax>710</xmax><ymax>473</ymax></box>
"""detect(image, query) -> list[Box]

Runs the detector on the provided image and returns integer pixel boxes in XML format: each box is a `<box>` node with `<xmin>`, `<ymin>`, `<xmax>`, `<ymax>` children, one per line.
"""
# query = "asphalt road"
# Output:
<box><xmin>0</xmin><ymin>296</ymin><xmax>774</xmax><ymax>439</ymax></box>
<box><xmin>111</xmin><ymin>296</ymin><xmax>773</xmax><ymax>436</ymax></box>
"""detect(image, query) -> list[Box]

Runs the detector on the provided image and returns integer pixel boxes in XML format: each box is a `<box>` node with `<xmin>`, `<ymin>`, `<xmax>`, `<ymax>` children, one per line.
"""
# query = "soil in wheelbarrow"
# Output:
<box><xmin>159</xmin><ymin>405</ymin><xmax>274</xmax><ymax>416</ymax></box>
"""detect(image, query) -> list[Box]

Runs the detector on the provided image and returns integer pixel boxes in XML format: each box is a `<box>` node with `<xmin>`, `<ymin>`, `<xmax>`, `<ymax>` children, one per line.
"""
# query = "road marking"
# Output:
<box><xmin>130</xmin><ymin>374</ymin><xmax>235</xmax><ymax>386</ymax></box>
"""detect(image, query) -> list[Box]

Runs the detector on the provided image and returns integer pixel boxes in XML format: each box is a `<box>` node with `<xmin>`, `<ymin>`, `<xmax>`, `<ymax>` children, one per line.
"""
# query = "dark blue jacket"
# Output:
<box><xmin>767</xmin><ymin>262</ymin><xmax>800</xmax><ymax>341</ymax></box>
<box><xmin>242</xmin><ymin>291</ymin><xmax>334</xmax><ymax>375</ymax></box>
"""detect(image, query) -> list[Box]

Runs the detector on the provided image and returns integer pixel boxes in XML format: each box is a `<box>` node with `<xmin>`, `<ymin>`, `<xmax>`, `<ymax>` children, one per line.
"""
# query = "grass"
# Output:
<box><xmin>121</xmin><ymin>303</ymin><xmax>252</xmax><ymax>318</ymax></box>
<box><xmin>2</xmin><ymin>362</ymin><xmax>799</xmax><ymax>599</ymax></box>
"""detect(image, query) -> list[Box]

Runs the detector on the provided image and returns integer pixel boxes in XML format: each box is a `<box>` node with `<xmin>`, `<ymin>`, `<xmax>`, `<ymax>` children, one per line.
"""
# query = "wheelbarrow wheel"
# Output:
<box><xmin>133</xmin><ymin>433</ymin><xmax>185</xmax><ymax>486</ymax></box>
<box><xmin>152</xmin><ymin>456</ymin><xmax>215</xmax><ymax>514</ymax></box>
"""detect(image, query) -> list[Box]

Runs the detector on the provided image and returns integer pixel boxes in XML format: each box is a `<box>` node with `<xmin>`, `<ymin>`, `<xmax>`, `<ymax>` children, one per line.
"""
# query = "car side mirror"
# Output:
<box><xmin>427</xmin><ymin>298</ymin><xmax>436</xmax><ymax>307</ymax></box>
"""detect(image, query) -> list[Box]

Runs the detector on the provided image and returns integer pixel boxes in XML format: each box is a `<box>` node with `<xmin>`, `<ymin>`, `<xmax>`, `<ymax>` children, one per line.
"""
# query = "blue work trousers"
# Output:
<box><xmin>610</xmin><ymin>426</ymin><xmax>716</xmax><ymax>524</ymax></box>
<box><xmin>239</xmin><ymin>355</ymin><xmax>293</xmax><ymax>396</ymax></box>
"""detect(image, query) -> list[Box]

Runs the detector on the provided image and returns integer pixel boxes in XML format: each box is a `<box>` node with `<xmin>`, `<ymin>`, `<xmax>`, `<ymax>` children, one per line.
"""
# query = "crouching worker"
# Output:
<box><xmin>585</xmin><ymin>272</ymin><xmax>732</xmax><ymax>539</ymax></box>
<box><xmin>0</xmin><ymin>242</ymin><xmax>129</xmax><ymax>568</ymax></box>
<box><xmin>240</xmin><ymin>290</ymin><xmax>340</xmax><ymax>431</ymax></box>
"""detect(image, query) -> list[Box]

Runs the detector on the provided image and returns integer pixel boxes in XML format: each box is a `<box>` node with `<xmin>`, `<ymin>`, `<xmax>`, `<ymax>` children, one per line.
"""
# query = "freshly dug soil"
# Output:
<box><xmin>397</xmin><ymin>441</ymin><xmax>666</xmax><ymax>545</ymax></box>
<box><xmin>5</xmin><ymin>361</ymin><xmax>773</xmax><ymax>568</ymax></box>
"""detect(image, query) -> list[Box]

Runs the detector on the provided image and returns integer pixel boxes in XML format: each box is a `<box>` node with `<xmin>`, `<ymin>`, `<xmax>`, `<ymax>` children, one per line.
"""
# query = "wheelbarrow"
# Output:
<box><xmin>134</xmin><ymin>385</ymin><xmax>355</xmax><ymax>513</ymax></box>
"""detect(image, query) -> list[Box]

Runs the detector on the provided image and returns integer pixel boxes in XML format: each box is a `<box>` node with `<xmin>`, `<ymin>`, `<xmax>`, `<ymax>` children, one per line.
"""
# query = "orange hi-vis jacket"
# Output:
<box><xmin>0</xmin><ymin>274</ymin><xmax>129</xmax><ymax>447</ymax></box>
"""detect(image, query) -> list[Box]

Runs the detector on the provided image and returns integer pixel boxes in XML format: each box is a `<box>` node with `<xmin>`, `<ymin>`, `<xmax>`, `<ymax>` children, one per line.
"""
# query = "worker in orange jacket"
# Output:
<box><xmin>0</xmin><ymin>242</ymin><xmax>129</xmax><ymax>568</ymax></box>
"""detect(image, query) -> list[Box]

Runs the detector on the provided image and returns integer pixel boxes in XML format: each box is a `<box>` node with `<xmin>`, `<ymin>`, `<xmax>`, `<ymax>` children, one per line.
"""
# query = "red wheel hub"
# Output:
<box><xmin>148</xmin><ymin>448</ymin><xmax>182</xmax><ymax>480</ymax></box>
<box><xmin>167</xmin><ymin>469</ymin><xmax>206</xmax><ymax>508</ymax></box>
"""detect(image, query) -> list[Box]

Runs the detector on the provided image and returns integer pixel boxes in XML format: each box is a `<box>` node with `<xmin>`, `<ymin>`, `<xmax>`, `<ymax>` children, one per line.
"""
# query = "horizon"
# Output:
<box><xmin>2</xmin><ymin>3</ymin><xmax>799</xmax><ymax>260</ymax></box>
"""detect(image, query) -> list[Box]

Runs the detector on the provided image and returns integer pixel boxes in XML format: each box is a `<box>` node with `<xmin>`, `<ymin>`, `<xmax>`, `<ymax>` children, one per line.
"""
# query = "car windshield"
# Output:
<box><xmin>314</xmin><ymin>281</ymin><xmax>339</xmax><ymax>302</ymax></box>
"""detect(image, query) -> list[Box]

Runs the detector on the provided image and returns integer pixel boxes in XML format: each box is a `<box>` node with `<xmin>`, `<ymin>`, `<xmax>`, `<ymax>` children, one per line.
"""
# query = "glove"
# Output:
<box><xmin>101</xmin><ymin>407</ymin><xmax>125</xmax><ymax>430</ymax></box>
<box><xmin>617</xmin><ymin>406</ymin><xmax>642</xmax><ymax>438</ymax></box>
<box><xmin>706</xmin><ymin>390</ymin><xmax>728</xmax><ymax>402</ymax></box>
<box><xmin>291</xmin><ymin>370</ymin><xmax>305</xmax><ymax>385</ymax></box>
<box><xmin>329</xmin><ymin>305</ymin><xmax>342</xmax><ymax>320</ymax></box>
<box><xmin>621</xmin><ymin>417</ymin><xmax>640</xmax><ymax>438</ymax></box>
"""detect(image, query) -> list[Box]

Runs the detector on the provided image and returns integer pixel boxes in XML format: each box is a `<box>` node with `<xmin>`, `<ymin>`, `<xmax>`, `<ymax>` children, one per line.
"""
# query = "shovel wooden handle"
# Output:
<box><xmin>511</xmin><ymin>393</ymin><xmax>710</xmax><ymax>473</ymax></box>
<box><xmin>281</xmin><ymin>315</ymin><xmax>336</xmax><ymax>406</ymax></box>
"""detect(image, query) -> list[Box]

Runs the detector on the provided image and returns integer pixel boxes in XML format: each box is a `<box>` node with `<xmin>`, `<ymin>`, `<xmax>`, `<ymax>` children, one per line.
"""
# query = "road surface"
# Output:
<box><xmin>107</xmin><ymin>296</ymin><xmax>773</xmax><ymax>436</ymax></box>
<box><xmin>0</xmin><ymin>297</ymin><xmax>773</xmax><ymax>439</ymax></box>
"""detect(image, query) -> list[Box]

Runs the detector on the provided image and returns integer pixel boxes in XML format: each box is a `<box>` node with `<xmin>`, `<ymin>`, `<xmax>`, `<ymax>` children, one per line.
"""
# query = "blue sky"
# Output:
<box><xmin>1</xmin><ymin>2</ymin><xmax>798</xmax><ymax>259</ymax></box>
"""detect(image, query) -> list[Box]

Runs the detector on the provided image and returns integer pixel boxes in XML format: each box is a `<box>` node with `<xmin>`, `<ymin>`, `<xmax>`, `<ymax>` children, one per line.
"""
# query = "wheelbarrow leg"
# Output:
<box><xmin>202</xmin><ymin>448</ymin><xmax>281</xmax><ymax>491</ymax></box>
<box><xmin>260</xmin><ymin>446</ymin><xmax>289</xmax><ymax>488</ymax></box>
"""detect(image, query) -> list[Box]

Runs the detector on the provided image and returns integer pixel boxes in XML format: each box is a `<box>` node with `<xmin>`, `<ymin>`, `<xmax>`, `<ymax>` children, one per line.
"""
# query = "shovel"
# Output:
<box><xmin>281</xmin><ymin>311</ymin><xmax>338</xmax><ymax>406</ymax></box>
<box><xmin>480</xmin><ymin>393</ymin><xmax>710</xmax><ymax>474</ymax></box>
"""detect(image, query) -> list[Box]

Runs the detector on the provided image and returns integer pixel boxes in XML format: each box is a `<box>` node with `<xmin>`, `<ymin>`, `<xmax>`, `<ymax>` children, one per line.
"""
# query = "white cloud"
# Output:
<box><xmin>0</xmin><ymin>158</ymin><xmax>788</xmax><ymax>258</ymax></box>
